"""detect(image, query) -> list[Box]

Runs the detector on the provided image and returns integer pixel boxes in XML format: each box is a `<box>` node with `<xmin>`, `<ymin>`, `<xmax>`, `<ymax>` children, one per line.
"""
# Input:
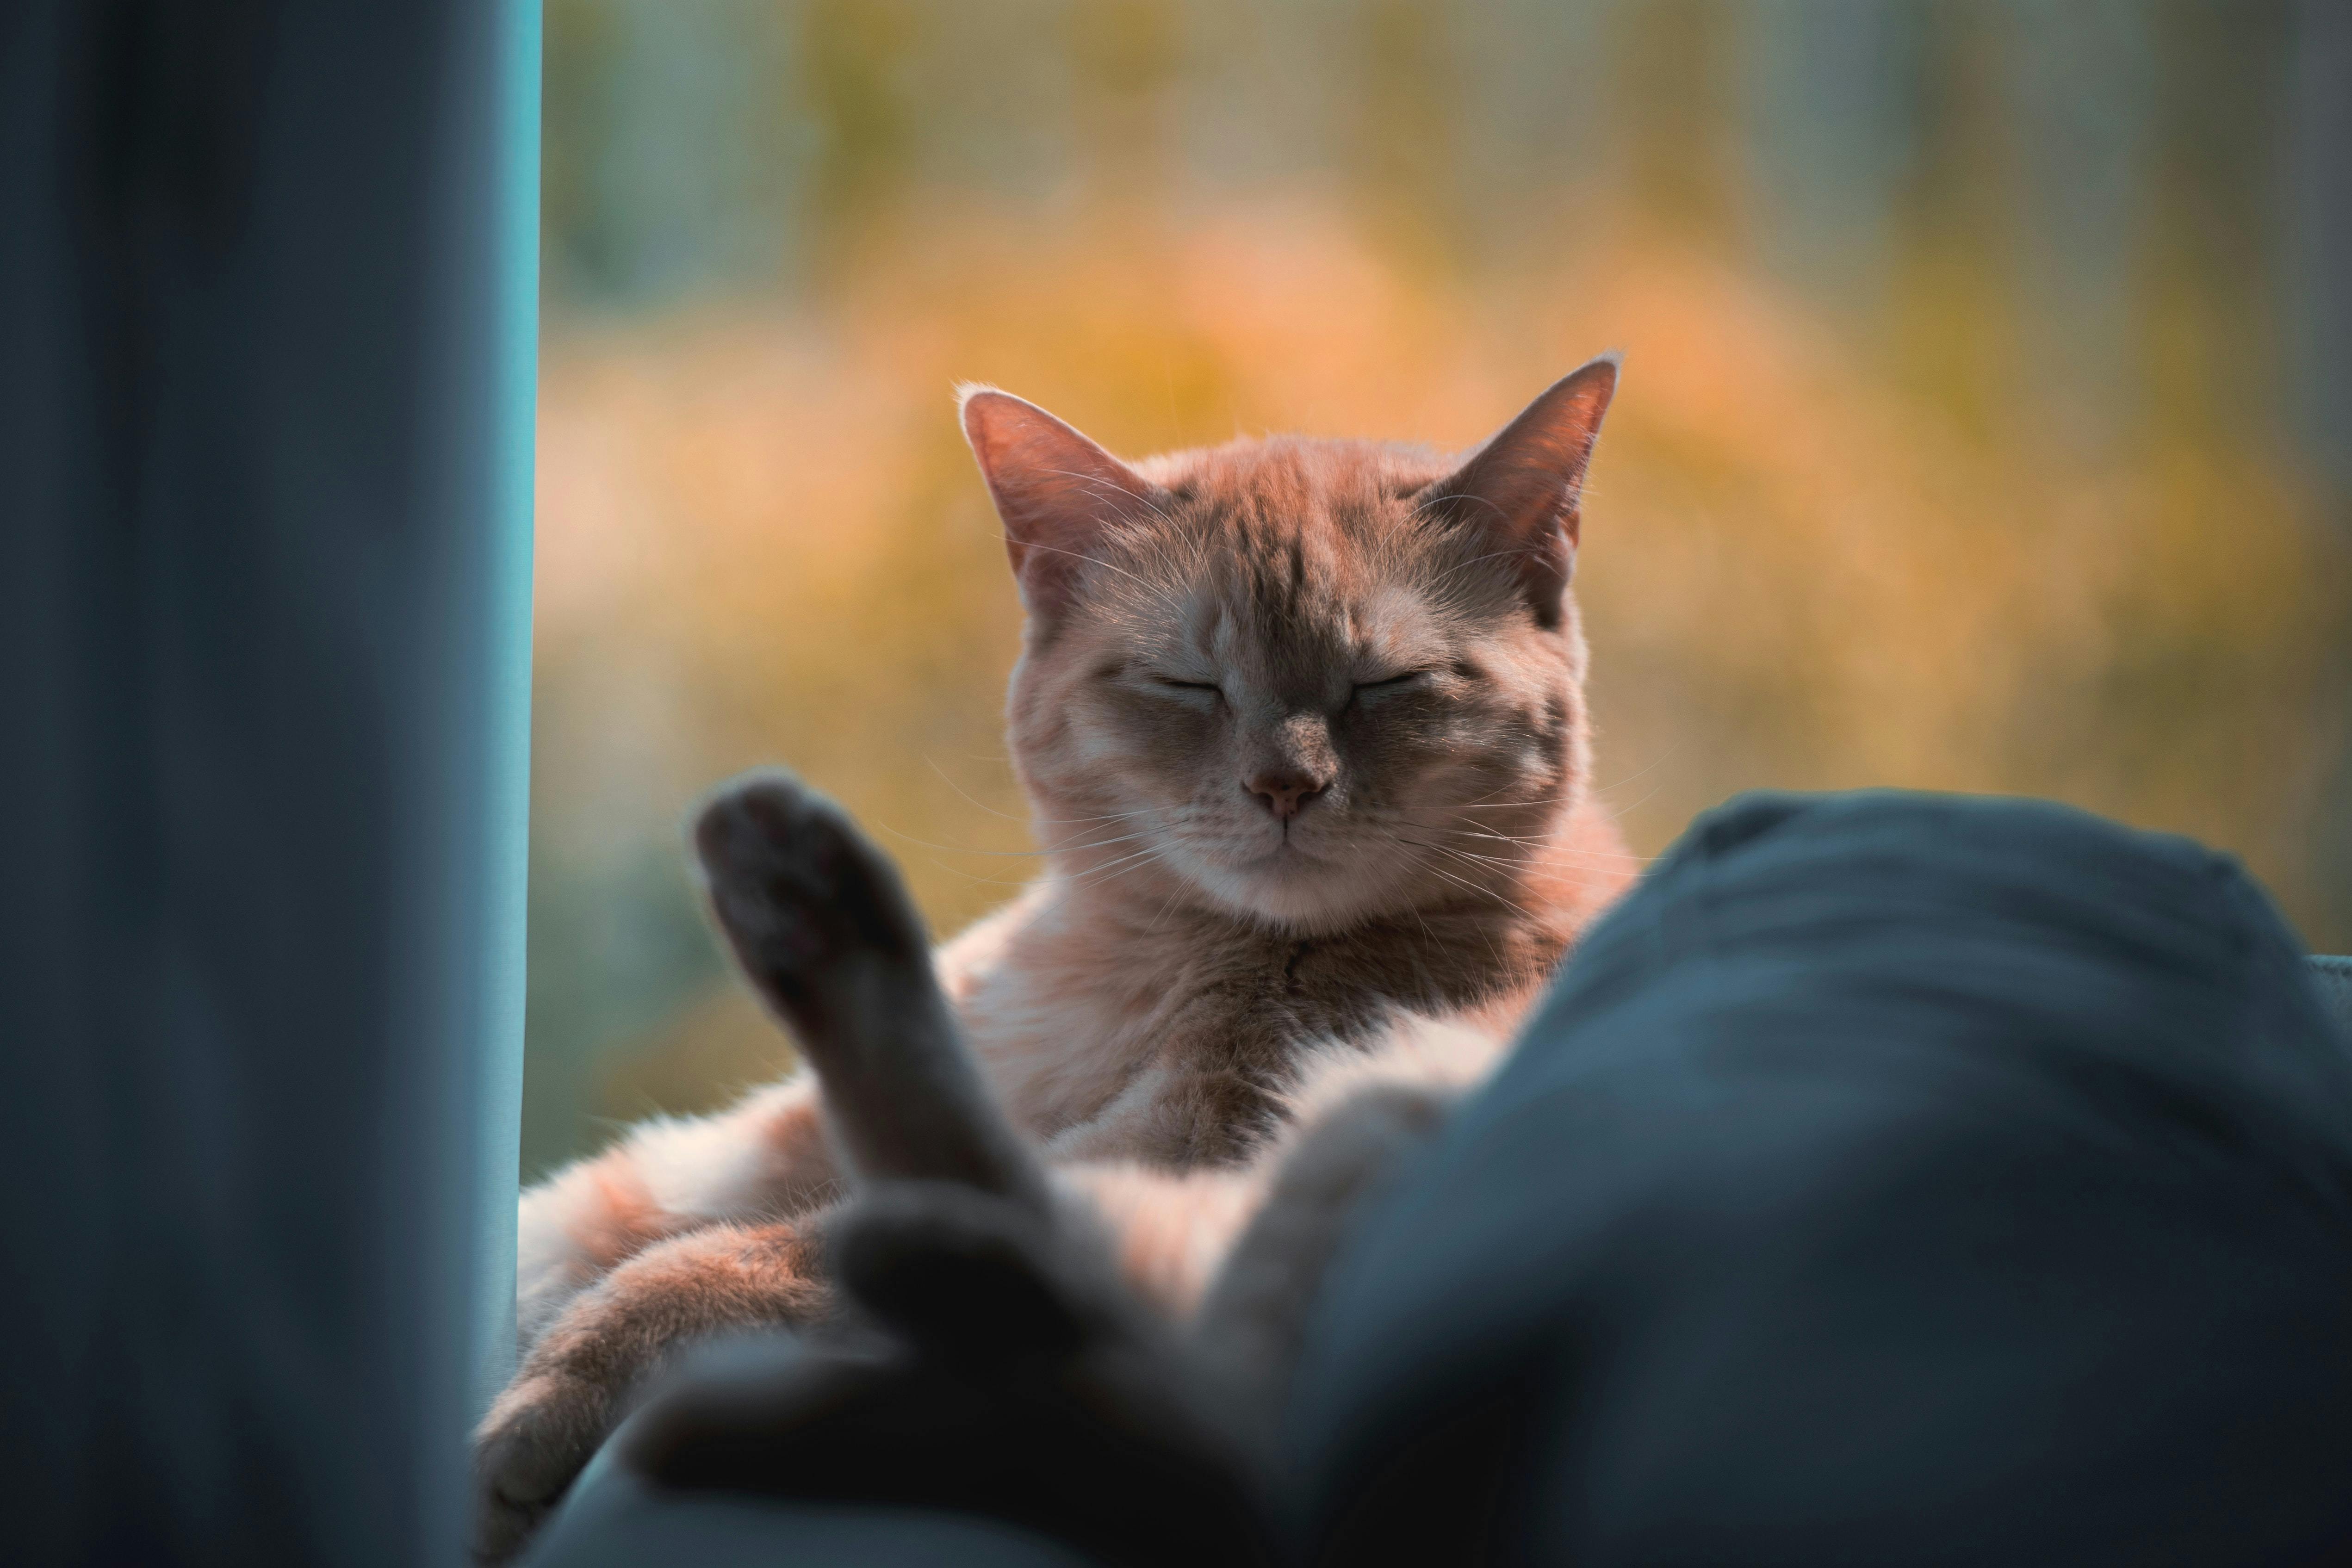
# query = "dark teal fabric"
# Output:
<box><xmin>540</xmin><ymin>792</ymin><xmax>2352</xmax><ymax>1564</ymax></box>
<box><xmin>1287</xmin><ymin>791</ymin><xmax>2352</xmax><ymax>1564</ymax></box>
<box><xmin>525</xmin><ymin>1455</ymin><xmax>1093</xmax><ymax>1568</ymax></box>
<box><xmin>0</xmin><ymin>4</ymin><xmax>531</xmax><ymax>1561</ymax></box>
<box><xmin>2313</xmin><ymin>954</ymin><xmax>2352</xmax><ymax>1038</ymax></box>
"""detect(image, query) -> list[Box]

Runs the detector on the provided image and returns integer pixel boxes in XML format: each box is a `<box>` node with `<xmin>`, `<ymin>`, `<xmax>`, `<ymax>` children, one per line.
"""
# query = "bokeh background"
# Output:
<box><xmin>523</xmin><ymin>0</ymin><xmax>2352</xmax><ymax>1181</ymax></box>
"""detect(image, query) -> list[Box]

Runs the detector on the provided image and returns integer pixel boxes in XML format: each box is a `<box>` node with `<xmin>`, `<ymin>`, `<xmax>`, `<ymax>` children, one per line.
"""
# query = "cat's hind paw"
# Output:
<box><xmin>694</xmin><ymin>767</ymin><xmax>1041</xmax><ymax>1201</ymax></box>
<box><xmin>692</xmin><ymin>768</ymin><xmax>931</xmax><ymax>1036</ymax></box>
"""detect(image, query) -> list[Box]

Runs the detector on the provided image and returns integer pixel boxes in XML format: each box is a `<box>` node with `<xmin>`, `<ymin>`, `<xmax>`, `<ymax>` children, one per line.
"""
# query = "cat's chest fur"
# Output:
<box><xmin>936</xmin><ymin>877</ymin><xmax>1566</xmax><ymax>1150</ymax></box>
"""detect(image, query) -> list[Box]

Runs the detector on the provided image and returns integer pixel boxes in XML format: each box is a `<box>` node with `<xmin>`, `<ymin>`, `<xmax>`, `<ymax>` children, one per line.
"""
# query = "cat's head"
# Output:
<box><xmin>962</xmin><ymin>360</ymin><xmax>1617</xmax><ymax>935</ymax></box>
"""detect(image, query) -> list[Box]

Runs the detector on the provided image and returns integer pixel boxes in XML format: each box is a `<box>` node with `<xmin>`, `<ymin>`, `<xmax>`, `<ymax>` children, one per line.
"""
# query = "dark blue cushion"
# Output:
<box><xmin>527</xmin><ymin>1427</ymin><xmax>1096</xmax><ymax>1568</ymax></box>
<box><xmin>1285</xmin><ymin>791</ymin><xmax>2352</xmax><ymax>1565</ymax></box>
<box><xmin>2313</xmin><ymin>954</ymin><xmax>2352</xmax><ymax>1038</ymax></box>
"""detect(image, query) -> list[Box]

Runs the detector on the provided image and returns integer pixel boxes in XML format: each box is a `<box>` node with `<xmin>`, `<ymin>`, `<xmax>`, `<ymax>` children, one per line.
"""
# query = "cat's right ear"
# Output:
<box><xmin>959</xmin><ymin>386</ymin><xmax>1169</xmax><ymax>624</ymax></box>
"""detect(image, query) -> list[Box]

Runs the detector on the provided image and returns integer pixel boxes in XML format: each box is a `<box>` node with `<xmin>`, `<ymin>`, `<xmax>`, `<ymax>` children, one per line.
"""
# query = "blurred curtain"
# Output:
<box><xmin>0</xmin><ymin>2</ymin><xmax>534</xmax><ymax>1563</ymax></box>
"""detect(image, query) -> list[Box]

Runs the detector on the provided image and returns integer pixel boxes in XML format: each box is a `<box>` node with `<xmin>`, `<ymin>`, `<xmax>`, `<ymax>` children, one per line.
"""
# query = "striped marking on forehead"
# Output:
<box><xmin>1101</xmin><ymin>435</ymin><xmax>1465</xmax><ymax>652</ymax></box>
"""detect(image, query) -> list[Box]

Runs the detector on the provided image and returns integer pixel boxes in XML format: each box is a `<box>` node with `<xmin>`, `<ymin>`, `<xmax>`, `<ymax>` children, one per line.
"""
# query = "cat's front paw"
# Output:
<box><xmin>470</xmin><ymin>1273</ymin><xmax>677</xmax><ymax>1562</ymax></box>
<box><xmin>472</xmin><ymin>1219</ymin><xmax>831</xmax><ymax>1562</ymax></box>
<box><xmin>472</xmin><ymin>1364</ymin><xmax>621</xmax><ymax>1563</ymax></box>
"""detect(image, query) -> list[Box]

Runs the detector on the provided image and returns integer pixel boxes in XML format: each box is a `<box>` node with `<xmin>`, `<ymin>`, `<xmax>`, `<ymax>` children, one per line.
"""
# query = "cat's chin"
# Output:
<box><xmin>1177</xmin><ymin>845</ymin><xmax>1409</xmax><ymax>936</ymax></box>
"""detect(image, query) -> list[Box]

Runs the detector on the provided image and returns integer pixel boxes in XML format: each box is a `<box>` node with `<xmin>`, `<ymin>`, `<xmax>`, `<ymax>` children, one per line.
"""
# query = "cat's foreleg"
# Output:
<box><xmin>513</xmin><ymin>1078</ymin><xmax>840</xmax><ymax>1351</ymax></box>
<box><xmin>475</xmin><ymin>1214</ymin><xmax>837</xmax><ymax>1563</ymax></box>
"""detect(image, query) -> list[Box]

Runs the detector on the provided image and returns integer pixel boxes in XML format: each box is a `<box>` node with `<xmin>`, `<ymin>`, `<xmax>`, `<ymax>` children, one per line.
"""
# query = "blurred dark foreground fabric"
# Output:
<box><xmin>531</xmin><ymin>790</ymin><xmax>2352</xmax><ymax>1568</ymax></box>
<box><xmin>1291</xmin><ymin>791</ymin><xmax>2352</xmax><ymax>1564</ymax></box>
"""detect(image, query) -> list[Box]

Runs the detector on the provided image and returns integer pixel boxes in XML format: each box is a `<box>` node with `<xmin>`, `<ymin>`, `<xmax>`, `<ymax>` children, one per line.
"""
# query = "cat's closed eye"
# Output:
<box><xmin>1352</xmin><ymin>671</ymin><xmax>1430</xmax><ymax>698</ymax></box>
<box><xmin>1151</xmin><ymin>676</ymin><xmax>1222</xmax><ymax>699</ymax></box>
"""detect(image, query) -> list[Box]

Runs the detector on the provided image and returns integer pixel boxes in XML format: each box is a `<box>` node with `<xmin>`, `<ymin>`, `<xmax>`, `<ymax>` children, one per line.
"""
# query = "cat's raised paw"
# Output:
<box><xmin>693</xmin><ymin>769</ymin><xmax>931</xmax><ymax>1029</ymax></box>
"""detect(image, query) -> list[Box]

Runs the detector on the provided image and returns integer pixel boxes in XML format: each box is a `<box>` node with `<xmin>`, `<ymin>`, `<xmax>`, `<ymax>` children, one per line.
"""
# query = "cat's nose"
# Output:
<box><xmin>1245</xmin><ymin>769</ymin><xmax>1327</xmax><ymax>821</ymax></box>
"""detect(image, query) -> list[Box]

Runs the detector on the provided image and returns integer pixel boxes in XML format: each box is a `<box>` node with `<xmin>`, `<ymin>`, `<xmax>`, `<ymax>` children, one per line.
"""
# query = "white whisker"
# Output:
<box><xmin>922</xmin><ymin>756</ymin><xmax>1151</xmax><ymax>829</ymax></box>
<box><xmin>877</xmin><ymin>822</ymin><xmax>1148</xmax><ymax>859</ymax></box>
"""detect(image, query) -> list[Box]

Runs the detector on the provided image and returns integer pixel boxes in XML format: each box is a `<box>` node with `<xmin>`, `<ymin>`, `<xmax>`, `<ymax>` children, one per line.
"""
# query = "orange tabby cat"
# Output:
<box><xmin>476</xmin><ymin>357</ymin><xmax>1637</xmax><ymax>1559</ymax></box>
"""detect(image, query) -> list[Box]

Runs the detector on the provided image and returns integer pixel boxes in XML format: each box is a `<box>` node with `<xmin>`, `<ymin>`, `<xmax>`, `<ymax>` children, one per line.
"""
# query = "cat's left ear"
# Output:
<box><xmin>1425</xmin><ymin>354</ymin><xmax>1619</xmax><ymax>628</ymax></box>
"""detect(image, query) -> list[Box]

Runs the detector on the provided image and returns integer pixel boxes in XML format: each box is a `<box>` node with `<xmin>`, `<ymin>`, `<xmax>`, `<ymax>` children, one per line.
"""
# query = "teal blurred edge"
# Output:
<box><xmin>473</xmin><ymin>0</ymin><xmax>540</xmax><ymax>1422</ymax></box>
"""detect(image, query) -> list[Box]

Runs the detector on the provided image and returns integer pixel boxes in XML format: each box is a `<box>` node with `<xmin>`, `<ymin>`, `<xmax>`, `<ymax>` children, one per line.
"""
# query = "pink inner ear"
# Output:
<box><xmin>960</xmin><ymin>388</ymin><xmax>1167</xmax><ymax>622</ymax></box>
<box><xmin>1426</xmin><ymin>357</ymin><xmax>1618</xmax><ymax>626</ymax></box>
<box><xmin>1443</xmin><ymin>357</ymin><xmax>1617</xmax><ymax>545</ymax></box>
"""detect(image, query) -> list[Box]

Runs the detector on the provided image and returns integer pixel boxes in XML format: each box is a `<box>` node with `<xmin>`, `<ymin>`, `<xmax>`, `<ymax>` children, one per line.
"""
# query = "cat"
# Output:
<box><xmin>473</xmin><ymin>357</ymin><xmax>1637</xmax><ymax>1560</ymax></box>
